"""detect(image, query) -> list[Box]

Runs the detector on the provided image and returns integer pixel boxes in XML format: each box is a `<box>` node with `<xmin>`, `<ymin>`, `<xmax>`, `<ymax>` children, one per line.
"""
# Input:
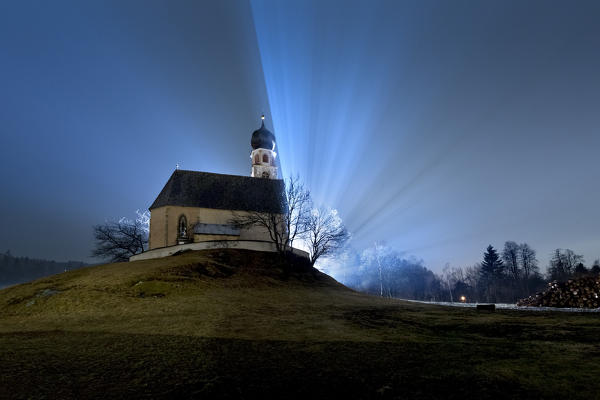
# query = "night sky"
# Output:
<box><xmin>1</xmin><ymin>0</ymin><xmax>599</xmax><ymax>271</ymax></box>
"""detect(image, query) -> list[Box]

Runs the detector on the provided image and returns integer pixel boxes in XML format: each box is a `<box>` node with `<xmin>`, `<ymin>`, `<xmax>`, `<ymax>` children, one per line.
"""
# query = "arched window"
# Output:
<box><xmin>178</xmin><ymin>215</ymin><xmax>187</xmax><ymax>238</ymax></box>
<box><xmin>262</xmin><ymin>154</ymin><xmax>269</xmax><ymax>163</ymax></box>
<box><xmin>254</xmin><ymin>154</ymin><xmax>260</xmax><ymax>164</ymax></box>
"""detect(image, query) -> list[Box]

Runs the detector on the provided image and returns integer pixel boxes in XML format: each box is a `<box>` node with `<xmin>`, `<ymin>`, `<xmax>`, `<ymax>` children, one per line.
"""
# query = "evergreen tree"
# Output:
<box><xmin>479</xmin><ymin>245</ymin><xmax>504</xmax><ymax>302</ymax></box>
<box><xmin>481</xmin><ymin>245</ymin><xmax>504</xmax><ymax>278</ymax></box>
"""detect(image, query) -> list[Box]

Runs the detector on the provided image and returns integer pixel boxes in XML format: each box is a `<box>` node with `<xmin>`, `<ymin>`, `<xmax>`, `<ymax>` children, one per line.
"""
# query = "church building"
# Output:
<box><xmin>147</xmin><ymin>116</ymin><xmax>285</xmax><ymax>250</ymax></box>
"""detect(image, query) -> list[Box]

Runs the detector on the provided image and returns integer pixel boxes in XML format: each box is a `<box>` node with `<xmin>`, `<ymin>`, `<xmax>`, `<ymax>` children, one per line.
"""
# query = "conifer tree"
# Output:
<box><xmin>481</xmin><ymin>245</ymin><xmax>504</xmax><ymax>278</ymax></box>
<box><xmin>479</xmin><ymin>245</ymin><xmax>504</xmax><ymax>302</ymax></box>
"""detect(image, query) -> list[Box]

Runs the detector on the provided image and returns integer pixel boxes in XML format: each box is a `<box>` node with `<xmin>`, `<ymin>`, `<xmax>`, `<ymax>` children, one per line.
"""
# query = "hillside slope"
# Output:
<box><xmin>0</xmin><ymin>249</ymin><xmax>364</xmax><ymax>341</ymax></box>
<box><xmin>1</xmin><ymin>249</ymin><xmax>600</xmax><ymax>399</ymax></box>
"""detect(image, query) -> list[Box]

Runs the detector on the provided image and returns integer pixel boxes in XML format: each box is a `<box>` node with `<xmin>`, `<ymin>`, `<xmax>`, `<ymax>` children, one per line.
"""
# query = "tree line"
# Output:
<box><xmin>0</xmin><ymin>251</ymin><xmax>87</xmax><ymax>288</ymax></box>
<box><xmin>441</xmin><ymin>243</ymin><xmax>600</xmax><ymax>303</ymax></box>
<box><xmin>333</xmin><ymin>241</ymin><xmax>600</xmax><ymax>304</ymax></box>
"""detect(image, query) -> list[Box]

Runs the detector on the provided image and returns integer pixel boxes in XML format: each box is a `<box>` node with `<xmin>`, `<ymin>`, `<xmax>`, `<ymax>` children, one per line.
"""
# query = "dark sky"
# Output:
<box><xmin>1</xmin><ymin>0</ymin><xmax>599</xmax><ymax>271</ymax></box>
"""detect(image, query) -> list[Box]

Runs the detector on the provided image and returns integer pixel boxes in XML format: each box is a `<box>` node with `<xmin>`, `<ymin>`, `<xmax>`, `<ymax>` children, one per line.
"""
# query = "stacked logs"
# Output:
<box><xmin>517</xmin><ymin>276</ymin><xmax>600</xmax><ymax>308</ymax></box>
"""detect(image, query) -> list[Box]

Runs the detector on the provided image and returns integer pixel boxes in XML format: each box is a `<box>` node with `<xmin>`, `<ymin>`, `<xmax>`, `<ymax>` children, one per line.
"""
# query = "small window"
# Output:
<box><xmin>178</xmin><ymin>215</ymin><xmax>187</xmax><ymax>238</ymax></box>
<box><xmin>262</xmin><ymin>171</ymin><xmax>270</xmax><ymax>178</ymax></box>
<box><xmin>262</xmin><ymin>154</ymin><xmax>269</xmax><ymax>163</ymax></box>
<box><xmin>254</xmin><ymin>154</ymin><xmax>260</xmax><ymax>164</ymax></box>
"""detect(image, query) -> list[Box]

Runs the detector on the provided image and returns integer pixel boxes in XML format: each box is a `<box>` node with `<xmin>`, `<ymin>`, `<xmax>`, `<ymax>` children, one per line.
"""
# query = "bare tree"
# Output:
<box><xmin>464</xmin><ymin>264</ymin><xmax>481</xmax><ymax>289</ymax></box>
<box><xmin>231</xmin><ymin>175</ymin><xmax>311</xmax><ymax>257</ymax></box>
<box><xmin>360</xmin><ymin>242</ymin><xmax>389</xmax><ymax>297</ymax></box>
<box><xmin>518</xmin><ymin>243</ymin><xmax>538</xmax><ymax>280</ymax></box>
<box><xmin>548</xmin><ymin>248</ymin><xmax>584</xmax><ymax>281</ymax></box>
<box><xmin>441</xmin><ymin>263</ymin><xmax>454</xmax><ymax>302</ymax></box>
<box><xmin>92</xmin><ymin>210</ymin><xmax>149</xmax><ymax>262</ymax></box>
<box><xmin>305</xmin><ymin>207</ymin><xmax>349</xmax><ymax>267</ymax></box>
<box><xmin>502</xmin><ymin>241</ymin><xmax>521</xmax><ymax>281</ymax></box>
<box><xmin>374</xmin><ymin>242</ymin><xmax>387</xmax><ymax>297</ymax></box>
<box><xmin>563</xmin><ymin>249</ymin><xmax>584</xmax><ymax>273</ymax></box>
<box><xmin>518</xmin><ymin>243</ymin><xmax>539</xmax><ymax>294</ymax></box>
<box><xmin>440</xmin><ymin>264</ymin><xmax>470</xmax><ymax>302</ymax></box>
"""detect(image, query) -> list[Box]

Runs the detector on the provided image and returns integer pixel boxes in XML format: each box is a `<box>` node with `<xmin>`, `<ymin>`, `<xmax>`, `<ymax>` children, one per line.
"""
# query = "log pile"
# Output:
<box><xmin>517</xmin><ymin>276</ymin><xmax>600</xmax><ymax>308</ymax></box>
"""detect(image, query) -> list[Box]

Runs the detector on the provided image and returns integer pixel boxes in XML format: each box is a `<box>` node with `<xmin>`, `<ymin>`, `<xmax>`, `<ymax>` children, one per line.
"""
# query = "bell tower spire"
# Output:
<box><xmin>250</xmin><ymin>115</ymin><xmax>278</xmax><ymax>179</ymax></box>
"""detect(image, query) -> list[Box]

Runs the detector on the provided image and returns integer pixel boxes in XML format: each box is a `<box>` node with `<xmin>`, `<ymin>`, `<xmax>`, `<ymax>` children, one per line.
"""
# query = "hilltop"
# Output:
<box><xmin>1</xmin><ymin>249</ymin><xmax>599</xmax><ymax>399</ymax></box>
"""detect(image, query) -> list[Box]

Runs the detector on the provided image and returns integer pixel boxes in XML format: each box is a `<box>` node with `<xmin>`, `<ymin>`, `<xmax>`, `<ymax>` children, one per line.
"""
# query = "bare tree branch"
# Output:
<box><xmin>92</xmin><ymin>212</ymin><xmax>148</xmax><ymax>262</ymax></box>
<box><xmin>230</xmin><ymin>175</ymin><xmax>311</xmax><ymax>258</ymax></box>
<box><xmin>305</xmin><ymin>207</ymin><xmax>349</xmax><ymax>267</ymax></box>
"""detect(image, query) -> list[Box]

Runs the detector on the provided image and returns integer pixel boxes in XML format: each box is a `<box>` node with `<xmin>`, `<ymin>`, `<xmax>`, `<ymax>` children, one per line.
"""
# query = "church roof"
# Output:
<box><xmin>149</xmin><ymin>170</ymin><xmax>286</xmax><ymax>213</ymax></box>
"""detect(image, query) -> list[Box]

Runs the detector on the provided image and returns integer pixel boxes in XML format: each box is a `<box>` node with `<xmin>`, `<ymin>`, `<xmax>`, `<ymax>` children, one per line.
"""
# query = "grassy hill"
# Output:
<box><xmin>1</xmin><ymin>249</ymin><xmax>599</xmax><ymax>399</ymax></box>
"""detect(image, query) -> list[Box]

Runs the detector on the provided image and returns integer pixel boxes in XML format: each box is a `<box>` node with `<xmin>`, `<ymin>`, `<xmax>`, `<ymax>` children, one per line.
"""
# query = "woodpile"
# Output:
<box><xmin>518</xmin><ymin>276</ymin><xmax>600</xmax><ymax>308</ymax></box>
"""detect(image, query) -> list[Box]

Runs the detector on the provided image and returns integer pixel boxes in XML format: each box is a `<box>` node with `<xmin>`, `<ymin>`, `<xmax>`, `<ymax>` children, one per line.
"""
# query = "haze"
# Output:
<box><xmin>1</xmin><ymin>0</ymin><xmax>598</xmax><ymax>271</ymax></box>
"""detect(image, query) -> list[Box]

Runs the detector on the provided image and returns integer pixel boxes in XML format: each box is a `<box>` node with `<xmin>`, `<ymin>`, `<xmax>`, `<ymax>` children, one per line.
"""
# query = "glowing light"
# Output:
<box><xmin>460</xmin><ymin>296</ymin><xmax>467</xmax><ymax>303</ymax></box>
<box><xmin>261</xmin><ymin>114</ymin><xmax>265</xmax><ymax>120</ymax></box>
<box><xmin>249</xmin><ymin>1</ymin><xmax>600</xmax><ymax>274</ymax></box>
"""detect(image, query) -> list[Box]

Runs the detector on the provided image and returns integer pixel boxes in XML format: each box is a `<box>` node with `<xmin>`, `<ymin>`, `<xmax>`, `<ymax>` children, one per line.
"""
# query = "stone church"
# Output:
<box><xmin>147</xmin><ymin>116</ymin><xmax>286</xmax><ymax>251</ymax></box>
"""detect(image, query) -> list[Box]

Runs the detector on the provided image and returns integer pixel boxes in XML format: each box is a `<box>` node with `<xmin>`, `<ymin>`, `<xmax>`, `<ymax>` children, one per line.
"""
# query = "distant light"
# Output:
<box><xmin>460</xmin><ymin>295</ymin><xmax>466</xmax><ymax>303</ymax></box>
<box><xmin>261</xmin><ymin>115</ymin><xmax>265</xmax><ymax>120</ymax></box>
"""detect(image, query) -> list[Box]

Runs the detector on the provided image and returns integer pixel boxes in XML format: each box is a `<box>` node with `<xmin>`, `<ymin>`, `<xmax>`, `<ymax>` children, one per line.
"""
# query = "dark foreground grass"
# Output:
<box><xmin>0</xmin><ymin>250</ymin><xmax>599</xmax><ymax>399</ymax></box>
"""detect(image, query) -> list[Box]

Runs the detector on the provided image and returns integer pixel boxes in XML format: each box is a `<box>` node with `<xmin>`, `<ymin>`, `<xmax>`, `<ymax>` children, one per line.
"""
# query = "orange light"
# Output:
<box><xmin>460</xmin><ymin>296</ymin><xmax>466</xmax><ymax>303</ymax></box>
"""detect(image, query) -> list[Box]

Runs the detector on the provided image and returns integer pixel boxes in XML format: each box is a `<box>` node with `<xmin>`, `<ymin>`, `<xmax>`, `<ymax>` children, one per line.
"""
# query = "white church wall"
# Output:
<box><xmin>131</xmin><ymin>240</ymin><xmax>309</xmax><ymax>262</ymax></box>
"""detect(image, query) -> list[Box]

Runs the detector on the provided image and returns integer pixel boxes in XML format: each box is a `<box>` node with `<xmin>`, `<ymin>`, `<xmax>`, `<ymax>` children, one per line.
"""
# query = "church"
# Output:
<box><xmin>135</xmin><ymin>116</ymin><xmax>296</xmax><ymax>260</ymax></box>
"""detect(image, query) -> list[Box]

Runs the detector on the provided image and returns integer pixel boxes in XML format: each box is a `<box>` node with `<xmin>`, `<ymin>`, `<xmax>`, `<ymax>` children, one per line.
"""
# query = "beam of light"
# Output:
<box><xmin>249</xmin><ymin>0</ymin><xmax>600</xmax><ymax>271</ymax></box>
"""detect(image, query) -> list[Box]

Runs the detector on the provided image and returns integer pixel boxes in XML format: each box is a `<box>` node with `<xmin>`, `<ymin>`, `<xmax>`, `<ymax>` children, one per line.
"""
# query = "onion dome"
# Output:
<box><xmin>251</xmin><ymin>115</ymin><xmax>276</xmax><ymax>150</ymax></box>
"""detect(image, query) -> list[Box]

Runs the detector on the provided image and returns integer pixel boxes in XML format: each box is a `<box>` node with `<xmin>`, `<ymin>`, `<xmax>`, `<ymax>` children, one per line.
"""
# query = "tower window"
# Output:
<box><xmin>254</xmin><ymin>154</ymin><xmax>260</xmax><ymax>164</ymax></box>
<box><xmin>262</xmin><ymin>154</ymin><xmax>269</xmax><ymax>163</ymax></box>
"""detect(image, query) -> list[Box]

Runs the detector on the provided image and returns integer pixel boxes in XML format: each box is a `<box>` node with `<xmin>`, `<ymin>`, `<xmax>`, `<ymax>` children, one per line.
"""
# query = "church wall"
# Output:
<box><xmin>193</xmin><ymin>234</ymin><xmax>240</xmax><ymax>242</ymax></box>
<box><xmin>149</xmin><ymin>207</ymin><xmax>168</xmax><ymax>249</ymax></box>
<box><xmin>149</xmin><ymin>206</ymin><xmax>276</xmax><ymax>250</ymax></box>
<box><xmin>131</xmin><ymin>240</ymin><xmax>309</xmax><ymax>262</ymax></box>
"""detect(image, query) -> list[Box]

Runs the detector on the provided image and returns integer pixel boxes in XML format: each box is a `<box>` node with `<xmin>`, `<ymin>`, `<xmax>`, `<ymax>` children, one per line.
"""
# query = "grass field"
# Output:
<box><xmin>1</xmin><ymin>249</ymin><xmax>599</xmax><ymax>399</ymax></box>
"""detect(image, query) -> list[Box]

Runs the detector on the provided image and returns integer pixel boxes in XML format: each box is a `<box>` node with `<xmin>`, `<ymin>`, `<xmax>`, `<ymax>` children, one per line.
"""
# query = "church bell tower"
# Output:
<box><xmin>250</xmin><ymin>115</ymin><xmax>278</xmax><ymax>179</ymax></box>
